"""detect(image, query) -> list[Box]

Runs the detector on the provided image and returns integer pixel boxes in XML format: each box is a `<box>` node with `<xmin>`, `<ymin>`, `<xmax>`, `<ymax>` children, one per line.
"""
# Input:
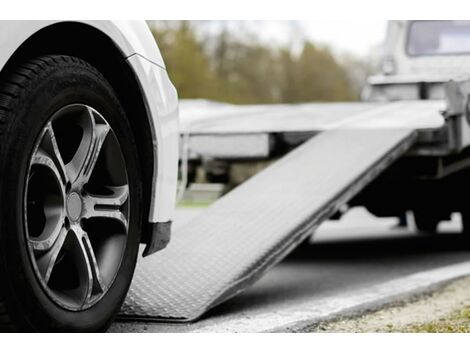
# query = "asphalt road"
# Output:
<box><xmin>110</xmin><ymin>207</ymin><xmax>470</xmax><ymax>332</ymax></box>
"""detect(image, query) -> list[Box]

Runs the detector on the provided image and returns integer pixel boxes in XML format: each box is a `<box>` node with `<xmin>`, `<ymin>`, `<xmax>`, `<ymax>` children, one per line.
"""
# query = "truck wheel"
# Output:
<box><xmin>461</xmin><ymin>210</ymin><xmax>470</xmax><ymax>237</ymax></box>
<box><xmin>413</xmin><ymin>210</ymin><xmax>439</xmax><ymax>233</ymax></box>
<box><xmin>0</xmin><ymin>56</ymin><xmax>142</xmax><ymax>331</ymax></box>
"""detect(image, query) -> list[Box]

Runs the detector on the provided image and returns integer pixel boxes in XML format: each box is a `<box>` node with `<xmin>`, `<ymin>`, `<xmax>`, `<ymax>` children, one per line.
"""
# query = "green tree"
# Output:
<box><xmin>277</xmin><ymin>48</ymin><xmax>301</xmax><ymax>103</ymax></box>
<box><xmin>293</xmin><ymin>42</ymin><xmax>355</xmax><ymax>102</ymax></box>
<box><xmin>150</xmin><ymin>21</ymin><xmax>358</xmax><ymax>104</ymax></box>
<box><xmin>151</xmin><ymin>22</ymin><xmax>215</xmax><ymax>99</ymax></box>
<box><xmin>211</xmin><ymin>40</ymin><xmax>281</xmax><ymax>103</ymax></box>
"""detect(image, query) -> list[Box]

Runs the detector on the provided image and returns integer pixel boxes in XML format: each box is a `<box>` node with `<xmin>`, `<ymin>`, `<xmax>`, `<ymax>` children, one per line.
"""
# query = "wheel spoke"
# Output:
<box><xmin>79</xmin><ymin>122</ymin><xmax>110</xmax><ymax>186</ymax></box>
<box><xmin>35</xmin><ymin>226</ymin><xmax>68</xmax><ymax>283</ymax></box>
<box><xmin>66</xmin><ymin>227</ymin><xmax>93</xmax><ymax>307</ymax></box>
<box><xmin>41</xmin><ymin>123</ymin><xmax>68</xmax><ymax>185</ymax></box>
<box><xmin>82</xmin><ymin>185</ymin><xmax>129</xmax><ymax>230</ymax></box>
<box><xmin>82</xmin><ymin>231</ymin><xmax>106</xmax><ymax>295</ymax></box>
<box><xmin>65</xmin><ymin>107</ymin><xmax>110</xmax><ymax>186</ymax></box>
<box><xmin>71</xmin><ymin>226</ymin><xmax>106</xmax><ymax>304</ymax></box>
<box><xmin>31</xmin><ymin>149</ymin><xmax>67</xmax><ymax>193</ymax></box>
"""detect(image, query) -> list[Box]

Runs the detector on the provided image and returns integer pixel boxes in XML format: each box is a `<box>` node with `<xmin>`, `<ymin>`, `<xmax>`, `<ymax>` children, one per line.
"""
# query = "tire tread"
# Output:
<box><xmin>0</xmin><ymin>55</ymin><xmax>103</xmax><ymax>331</ymax></box>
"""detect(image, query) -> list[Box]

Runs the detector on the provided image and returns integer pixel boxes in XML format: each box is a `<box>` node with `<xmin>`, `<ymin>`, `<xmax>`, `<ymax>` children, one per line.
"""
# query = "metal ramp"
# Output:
<box><xmin>120</xmin><ymin>128</ymin><xmax>417</xmax><ymax>322</ymax></box>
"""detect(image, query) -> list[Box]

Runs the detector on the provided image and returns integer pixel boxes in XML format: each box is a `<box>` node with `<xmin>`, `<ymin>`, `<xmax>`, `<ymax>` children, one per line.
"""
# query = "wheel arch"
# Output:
<box><xmin>0</xmin><ymin>22</ymin><xmax>156</xmax><ymax>244</ymax></box>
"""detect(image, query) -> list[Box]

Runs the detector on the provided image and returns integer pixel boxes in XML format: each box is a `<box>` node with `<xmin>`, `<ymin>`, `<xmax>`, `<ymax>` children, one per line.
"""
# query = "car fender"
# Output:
<box><xmin>0</xmin><ymin>20</ymin><xmax>179</xmax><ymax>223</ymax></box>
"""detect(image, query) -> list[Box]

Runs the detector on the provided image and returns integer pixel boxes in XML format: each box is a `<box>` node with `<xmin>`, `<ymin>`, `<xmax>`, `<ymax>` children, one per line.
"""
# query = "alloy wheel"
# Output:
<box><xmin>24</xmin><ymin>104</ymin><xmax>129</xmax><ymax>311</ymax></box>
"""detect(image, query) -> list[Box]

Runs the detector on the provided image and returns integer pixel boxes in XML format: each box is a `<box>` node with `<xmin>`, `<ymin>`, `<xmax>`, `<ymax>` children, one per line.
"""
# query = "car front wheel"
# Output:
<box><xmin>0</xmin><ymin>55</ymin><xmax>142</xmax><ymax>332</ymax></box>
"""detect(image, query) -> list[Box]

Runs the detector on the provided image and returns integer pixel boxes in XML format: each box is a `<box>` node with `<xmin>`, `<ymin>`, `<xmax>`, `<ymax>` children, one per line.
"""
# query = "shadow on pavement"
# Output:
<box><xmin>205</xmin><ymin>230</ymin><xmax>470</xmax><ymax>320</ymax></box>
<box><xmin>287</xmin><ymin>231</ymin><xmax>469</xmax><ymax>262</ymax></box>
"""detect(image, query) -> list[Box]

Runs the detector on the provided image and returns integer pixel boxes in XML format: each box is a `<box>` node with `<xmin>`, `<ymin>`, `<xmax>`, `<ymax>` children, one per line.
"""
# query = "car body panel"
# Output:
<box><xmin>127</xmin><ymin>54</ymin><xmax>179</xmax><ymax>222</ymax></box>
<box><xmin>0</xmin><ymin>20</ymin><xmax>166</xmax><ymax>70</ymax></box>
<box><xmin>0</xmin><ymin>20</ymin><xmax>179</xmax><ymax>223</ymax></box>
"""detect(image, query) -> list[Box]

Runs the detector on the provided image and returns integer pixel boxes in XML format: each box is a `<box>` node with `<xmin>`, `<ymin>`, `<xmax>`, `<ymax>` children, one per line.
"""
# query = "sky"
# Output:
<box><xmin>297</xmin><ymin>21</ymin><xmax>388</xmax><ymax>57</ymax></box>
<box><xmin>150</xmin><ymin>20</ymin><xmax>389</xmax><ymax>58</ymax></box>
<box><xmin>236</xmin><ymin>21</ymin><xmax>389</xmax><ymax>57</ymax></box>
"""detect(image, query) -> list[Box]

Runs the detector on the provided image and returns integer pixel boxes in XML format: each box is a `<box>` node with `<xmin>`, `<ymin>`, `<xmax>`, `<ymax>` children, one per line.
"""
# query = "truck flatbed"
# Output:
<box><xmin>179</xmin><ymin>99</ymin><xmax>447</xmax><ymax>160</ymax></box>
<box><xmin>120</xmin><ymin>81</ymin><xmax>470</xmax><ymax>323</ymax></box>
<box><xmin>179</xmin><ymin>99</ymin><xmax>445</xmax><ymax>134</ymax></box>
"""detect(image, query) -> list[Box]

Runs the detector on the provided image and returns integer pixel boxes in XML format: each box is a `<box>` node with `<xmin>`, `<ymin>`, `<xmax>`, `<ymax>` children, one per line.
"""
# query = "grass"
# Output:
<box><xmin>394</xmin><ymin>307</ymin><xmax>470</xmax><ymax>333</ymax></box>
<box><xmin>177</xmin><ymin>200</ymin><xmax>213</xmax><ymax>208</ymax></box>
<box><xmin>309</xmin><ymin>277</ymin><xmax>470</xmax><ymax>333</ymax></box>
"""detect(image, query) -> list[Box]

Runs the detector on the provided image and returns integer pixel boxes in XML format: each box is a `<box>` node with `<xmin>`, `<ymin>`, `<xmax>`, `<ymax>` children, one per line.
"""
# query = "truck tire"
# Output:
<box><xmin>413</xmin><ymin>210</ymin><xmax>439</xmax><ymax>233</ymax></box>
<box><xmin>0</xmin><ymin>55</ymin><xmax>142</xmax><ymax>331</ymax></box>
<box><xmin>461</xmin><ymin>210</ymin><xmax>470</xmax><ymax>237</ymax></box>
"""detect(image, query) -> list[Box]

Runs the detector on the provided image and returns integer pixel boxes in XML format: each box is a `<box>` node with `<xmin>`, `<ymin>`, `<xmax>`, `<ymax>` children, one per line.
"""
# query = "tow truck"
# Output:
<box><xmin>178</xmin><ymin>20</ymin><xmax>470</xmax><ymax>235</ymax></box>
<box><xmin>119</xmin><ymin>20</ymin><xmax>470</xmax><ymax>323</ymax></box>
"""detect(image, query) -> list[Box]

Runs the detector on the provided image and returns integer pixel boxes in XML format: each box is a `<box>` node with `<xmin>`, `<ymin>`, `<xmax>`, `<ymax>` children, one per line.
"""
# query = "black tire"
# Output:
<box><xmin>460</xmin><ymin>210</ymin><xmax>470</xmax><ymax>249</ymax></box>
<box><xmin>461</xmin><ymin>210</ymin><xmax>470</xmax><ymax>235</ymax></box>
<box><xmin>0</xmin><ymin>55</ymin><xmax>142</xmax><ymax>332</ymax></box>
<box><xmin>413</xmin><ymin>210</ymin><xmax>439</xmax><ymax>233</ymax></box>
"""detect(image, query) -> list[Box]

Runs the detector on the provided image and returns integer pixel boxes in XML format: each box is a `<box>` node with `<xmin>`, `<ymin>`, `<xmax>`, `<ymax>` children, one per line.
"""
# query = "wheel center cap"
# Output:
<box><xmin>66</xmin><ymin>192</ymin><xmax>82</xmax><ymax>221</ymax></box>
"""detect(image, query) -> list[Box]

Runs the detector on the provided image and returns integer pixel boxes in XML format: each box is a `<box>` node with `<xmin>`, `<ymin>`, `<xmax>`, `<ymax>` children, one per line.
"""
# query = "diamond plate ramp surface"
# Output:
<box><xmin>120</xmin><ymin>129</ymin><xmax>417</xmax><ymax>322</ymax></box>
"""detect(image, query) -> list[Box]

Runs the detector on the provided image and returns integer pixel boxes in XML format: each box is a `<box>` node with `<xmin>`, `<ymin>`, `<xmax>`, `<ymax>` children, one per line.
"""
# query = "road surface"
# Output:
<box><xmin>110</xmin><ymin>207</ymin><xmax>470</xmax><ymax>332</ymax></box>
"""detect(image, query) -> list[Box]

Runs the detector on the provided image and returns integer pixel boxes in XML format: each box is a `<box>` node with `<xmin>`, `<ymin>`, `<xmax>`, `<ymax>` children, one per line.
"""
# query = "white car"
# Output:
<box><xmin>0</xmin><ymin>21</ymin><xmax>179</xmax><ymax>332</ymax></box>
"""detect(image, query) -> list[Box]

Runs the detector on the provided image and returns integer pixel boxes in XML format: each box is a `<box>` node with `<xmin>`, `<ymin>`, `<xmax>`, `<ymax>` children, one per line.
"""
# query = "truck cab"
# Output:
<box><xmin>365</xmin><ymin>20</ymin><xmax>470</xmax><ymax>102</ymax></box>
<box><xmin>357</xmin><ymin>21</ymin><xmax>470</xmax><ymax>233</ymax></box>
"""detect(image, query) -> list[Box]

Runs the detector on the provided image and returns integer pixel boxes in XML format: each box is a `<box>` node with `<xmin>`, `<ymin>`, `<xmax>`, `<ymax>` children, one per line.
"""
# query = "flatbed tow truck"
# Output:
<box><xmin>119</xmin><ymin>21</ymin><xmax>470</xmax><ymax>323</ymax></box>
